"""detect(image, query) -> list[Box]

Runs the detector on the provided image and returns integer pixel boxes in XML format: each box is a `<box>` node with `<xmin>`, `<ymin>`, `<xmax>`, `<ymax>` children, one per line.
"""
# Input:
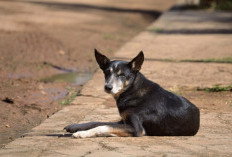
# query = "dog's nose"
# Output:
<box><xmin>105</xmin><ymin>85</ymin><xmax>113</xmax><ymax>92</ymax></box>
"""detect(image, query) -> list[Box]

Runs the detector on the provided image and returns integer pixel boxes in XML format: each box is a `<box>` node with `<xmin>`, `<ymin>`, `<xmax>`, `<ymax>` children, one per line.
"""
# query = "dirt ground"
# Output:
<box><xmin>0</xmin><ymin>0</ymin><xmax>176</xmax><ymax>148</ymax></box>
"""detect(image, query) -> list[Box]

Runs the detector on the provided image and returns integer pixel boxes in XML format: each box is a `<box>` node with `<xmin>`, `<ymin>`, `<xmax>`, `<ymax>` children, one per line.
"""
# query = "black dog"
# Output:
<box><xmin>64</xmin><ymin>49</ymin><xmax>200</xmax><ymax>138</ymax></box>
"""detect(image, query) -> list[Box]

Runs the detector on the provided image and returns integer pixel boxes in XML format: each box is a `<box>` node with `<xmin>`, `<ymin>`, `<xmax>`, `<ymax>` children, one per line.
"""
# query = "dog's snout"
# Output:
<box><xmin>105</xmin><ymin>85</ymin><xmax>113</xmax><ymax>92</ymax></box>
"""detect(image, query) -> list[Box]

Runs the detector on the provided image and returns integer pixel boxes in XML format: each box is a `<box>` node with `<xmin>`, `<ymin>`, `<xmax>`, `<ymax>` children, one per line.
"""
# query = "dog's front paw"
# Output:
<box><xmin>64</xmin><ymin>124</ymin><xmax>85</xmax><ymax>133</ymax></box>
<box><xmin>72</xmin><ymin>131</ymin><xmax>90</xmax><ymax>138</ymax></box>
<box><xmin>64</xmin><ymin>122</ymin><xmax>98</xmax><ymax>133</ymax></box>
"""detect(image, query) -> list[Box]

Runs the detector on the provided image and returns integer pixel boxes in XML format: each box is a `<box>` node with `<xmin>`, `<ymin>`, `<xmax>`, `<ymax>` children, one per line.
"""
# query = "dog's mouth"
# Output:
<box><xmin>104</xmin><ymin>82</ymin><xmax>126</xmax><ymax>97</ymax></box>
<box><xmin>104</xmin><ymin>89</ymin><xmax>111</xmax><ymax>94</ymax></box>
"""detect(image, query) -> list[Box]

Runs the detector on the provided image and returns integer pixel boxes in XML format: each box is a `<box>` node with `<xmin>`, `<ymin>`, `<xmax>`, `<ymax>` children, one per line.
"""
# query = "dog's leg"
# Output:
<box><xmin>64</xmin><ymin>121</ymin><xmax>123</xmax><ymax>133</ymax></box>
<box><xmin>127</xmin><ymin>114</ymin><xmax>145</xmax><ymax>137</ymax></box>
<box><xmin>121</xmin><ymin>111</ymin><xmax>145</xmax><ymax>137</ymax></box>
<box><xmin>72</xmin><ymin>124</ymin><xmax>133</xmax><ymax>138</ymax></box>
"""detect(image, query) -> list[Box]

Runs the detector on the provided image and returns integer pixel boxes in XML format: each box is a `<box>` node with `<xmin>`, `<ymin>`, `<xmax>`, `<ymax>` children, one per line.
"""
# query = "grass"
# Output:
<box><xmin>200</xmin><ymin>0</ymin><xmax>232</xmax><ymax>10</ymax></box>
<box><xmin>144</xmin><ymin>57</ymin><xmax>232</xmax><ymax>64</ymax></box>
<box><xmin>160</xmin><ymin>58</ymin><xmax>174</xmax><ymax>62</ymax></box>
<box><xmin>107</xmin><ymin>49</ymin><xmax>113</xmax><ymax>53</ymax></box>
<box><xmin>104</xmin><ymin>33</ymin><xmax>116</xmax><ymax>40</ymax></box>
<box><xmin>198</xmin><ymin>84</ymin><xmax>232</xmax><ymax>92</ymax></box>
<box><xmin>168</xmin><ymin>87</ymin><xmax>183</xmax><ymax>96</ymax></box>
<box><xmin>215</xmin><ymin>1</ymin><xmax>232</xmax><ymax>10</ymax></box>
<box><xmin>170</xmin><ymin>90</ymin><xmax>183</xmax><ymax>96</ymax></box>
<box><xmin>152</xmin><ymin>27</ymin><xmax>163</xmax><ymax>33</ymax></box>
<box><xmin>59</xmin><ymin>87</ymin><xmax>80</xmax><ymax>105</ymax></box>
<box><xmin>36</xmin><ymin>63</ymin><xmax>46</xmax><ymax>71</ymax></box>
<box><xmin>182</xmin><ymin>57</ymin><xmax>232</xmax><ymax>64</ymax></box>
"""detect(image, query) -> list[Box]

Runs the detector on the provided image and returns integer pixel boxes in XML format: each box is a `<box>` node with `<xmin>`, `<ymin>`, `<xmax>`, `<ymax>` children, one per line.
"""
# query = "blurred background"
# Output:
<box><xmin>0</xmin><ymin>0</ymin><xmax>231</xmax><ymax>148</ymax></box>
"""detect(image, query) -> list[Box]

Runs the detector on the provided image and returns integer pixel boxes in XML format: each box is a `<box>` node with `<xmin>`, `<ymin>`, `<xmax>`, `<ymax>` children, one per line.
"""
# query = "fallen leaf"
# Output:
<box><xmin>41</xmin><ymin>91</ymin><xmax>46</xmax><ymax>95</ymax></box>
<box><xmin>58</xmin><ymin>50</ymin><xmax>65</xmax><ymax>55</ymax></box>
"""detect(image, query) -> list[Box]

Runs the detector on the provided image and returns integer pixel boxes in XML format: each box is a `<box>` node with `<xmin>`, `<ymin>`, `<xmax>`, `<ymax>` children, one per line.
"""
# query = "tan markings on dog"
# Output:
<box><xmin>125</xmin><ymin>80</ymin><xmax>129</xmax><ymax>86</ymax></box>
<box><xmin>137</xmin><ymin>129</ymin><xmax>145</xmax><ymax>137</ymax></box>
<box><xmin>117</xmin><ymin>69</ymin><xmax>121</xmax><ymax>76</ymax></box>
<box><xmin>120</xmin><ymin>110</ymin><xmax>130</xmax><ymax>122</ymax></box>
<box><xmin>111</xmin><ymin>127</ymin><xmax>133</xmax><ymax>137</ymax></box>
<box><xmin>110</xmin><ymin>67</ymin><xmax>113</xmax><ymax>73</ymax></box>
<box><xmin>138</xmin><ymin>88</ymin><xmax>149</xmax><ymax>97</ymax></box>
<box><xmin>131</xmin><ymin>62</ymin><xmax>135</xmax><ymax>69</ymax></box>
<box><xmin>113</xmin><ymin>90</ymin><xmax>123</xmax><ymax>99</ymax></box>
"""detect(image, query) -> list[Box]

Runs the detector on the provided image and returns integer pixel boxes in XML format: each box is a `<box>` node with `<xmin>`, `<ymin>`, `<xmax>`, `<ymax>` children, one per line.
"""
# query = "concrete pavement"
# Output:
<box><xmin>1</xmin><ymin>0</ymin><xmax>232</xmax><ymax>156</ymax></box>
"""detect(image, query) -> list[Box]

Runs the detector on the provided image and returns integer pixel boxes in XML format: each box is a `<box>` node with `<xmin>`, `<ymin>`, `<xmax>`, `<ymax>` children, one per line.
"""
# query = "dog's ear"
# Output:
<box><xmin>95</xmin><ymin>49</ymin><xmax>110</xmax><ymax>70</ymax></box>
<box><xmin>128</xmin><ymin>51</ymin><xmax>144</xmax><ymax>72</ymax></box>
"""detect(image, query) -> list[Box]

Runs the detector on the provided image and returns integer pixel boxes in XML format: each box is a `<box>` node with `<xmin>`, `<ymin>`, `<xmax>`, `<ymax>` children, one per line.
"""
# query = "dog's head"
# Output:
<box><xmin>94</xmin><ymin>49</ymin><xmax>144</xmax><ymax>98</ymax></box>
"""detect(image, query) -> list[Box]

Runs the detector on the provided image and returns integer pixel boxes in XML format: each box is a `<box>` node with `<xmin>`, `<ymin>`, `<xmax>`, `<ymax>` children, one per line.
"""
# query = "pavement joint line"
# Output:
<box><xmin>17</xmin><ymin>0</ymin><xmax>162</xmax><ymax>16</ymax></box>
<box><xmin>114</xmin><ymin>57</ymin><xmax>232</xmax><ymax>64</ymax></box>
<box><xmin>78</xmin><ymin>94</ymin><xmax>108</xmax><ymax>100</ymax></box>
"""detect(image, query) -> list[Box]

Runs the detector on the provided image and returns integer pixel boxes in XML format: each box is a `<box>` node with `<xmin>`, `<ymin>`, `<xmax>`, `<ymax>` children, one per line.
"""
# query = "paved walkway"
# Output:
<box><xmin>1</xmin><ymin>1</ymin><xmax>232</xmax><ymax>156</ymax></box>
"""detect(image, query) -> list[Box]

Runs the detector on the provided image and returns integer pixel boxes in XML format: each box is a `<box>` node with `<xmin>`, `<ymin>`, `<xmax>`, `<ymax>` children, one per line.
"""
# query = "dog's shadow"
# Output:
<box><xmin>46</xmin><ymin>133</ymin><xmax>73</xmax><ymax>138</ymax></box>
<box><xmin>22</xmin><ymin>133</ymin><xmax>73</xmax><ymax>138</ymax></box>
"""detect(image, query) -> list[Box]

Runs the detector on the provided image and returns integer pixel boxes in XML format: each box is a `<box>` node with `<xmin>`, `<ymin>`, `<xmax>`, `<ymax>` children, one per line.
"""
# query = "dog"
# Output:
<box><xmin>64</xmin><ymin>49</ymin><xmax>200</xmax><ymax>138</ymax></box>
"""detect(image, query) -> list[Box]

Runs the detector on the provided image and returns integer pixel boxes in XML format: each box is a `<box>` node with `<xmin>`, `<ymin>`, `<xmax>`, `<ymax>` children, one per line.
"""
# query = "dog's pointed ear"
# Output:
<box><xmin>128</xmin><ymin>51</ymin><xmax>144</xmax><ymax>72</ymax></box>
<box><xmin>95</xmin><ymin>49</ymin><xmax>110</xmax><ymax>70</ymax></box>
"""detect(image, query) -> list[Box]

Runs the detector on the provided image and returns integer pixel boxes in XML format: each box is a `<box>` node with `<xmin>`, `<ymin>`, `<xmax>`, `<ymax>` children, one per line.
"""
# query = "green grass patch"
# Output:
<box><xmin>182</xmin><ymin>57</ymin><xmax>232</xmax><ymax>64</ymax></box>
<box><xmin>200</xmin><ymin>0</ymin><xmax>232</xmax><ymax>10</ymax></box>
<box><xmin>215</xmin><ymin>1</ymin><xmax>232</xmax><ymax>10</ymax></box>
<box><xmin>104</xmin><ymin>33</ymin><xmax>117</xmax><ymax>40</ymax></box>
<box><xmin>152</xmin><ymin>27</ymin><xmax>163</xmax><ymax>33</ymax></box>
<box><xmin>160</xmin><ymin>58</ymin><xmax>175</xmax><ymax>62</ymax></box>
<box><xmin>230</xmin><ymin>101</ymin><xmax>232</xmax><ymax>109</ymax></box>
<box><xmin>36</xmin><ymin>64</ymin><xmax>46</xmax><ymax>71</ymax></box>
<box><xmin>168</xmin><ymin>88</ymin><xmax>183</xmax><ymax>96</ymax></box>
<box><xmin>198</xmin><ymin>84</ymin><xmax>232</xmax><ymax>92</ymax></box>
<box><xmin>59</xmin><ymin>87</ymin><xmax>80</xmax><ymax>105</ymax></box>
<box><xmin>171</xmin><ymin>90</ymin><xmax>183</xmax><ymax>96</ymax></box>
<box><xmin>145</xmin><ymin>57</ymin><xmax>232</xmax><ymax>64</ymax></box>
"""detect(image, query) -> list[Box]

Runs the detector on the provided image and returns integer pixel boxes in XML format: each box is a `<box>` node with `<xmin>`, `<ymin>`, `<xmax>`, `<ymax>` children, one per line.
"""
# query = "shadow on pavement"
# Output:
<box><xmin>46</xmin><ymin>133</ymin><xmax>73</xmax><ymax>138</ymax></box>
<box><xmin>152</xmin><ymin>28</ymin><xmax>232</xmax><ymax>34</ymax></box>
<box><xmin>10</xmin><ymin>0</ymin><xmax>161</xmax><ymax>17</ymax></box>
<box><xmin>21</xmin><ymin>133</ymin><xmax>73</xmax><ymax>138</ymax></box>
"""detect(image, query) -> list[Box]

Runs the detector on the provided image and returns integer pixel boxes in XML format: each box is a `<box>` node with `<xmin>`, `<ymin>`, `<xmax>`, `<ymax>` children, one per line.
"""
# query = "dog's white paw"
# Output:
<box><xmin>72</xmin><ymin>131</ymin><xmax>90</xmax><ymax>138</ymax></box>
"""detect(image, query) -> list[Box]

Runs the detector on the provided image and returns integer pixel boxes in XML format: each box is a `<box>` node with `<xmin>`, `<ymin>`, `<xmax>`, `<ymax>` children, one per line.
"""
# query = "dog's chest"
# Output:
<box><xmin>116</xmin><ymin>96</ymin><xmax>141</xmax><ymax>122</ymax></box>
